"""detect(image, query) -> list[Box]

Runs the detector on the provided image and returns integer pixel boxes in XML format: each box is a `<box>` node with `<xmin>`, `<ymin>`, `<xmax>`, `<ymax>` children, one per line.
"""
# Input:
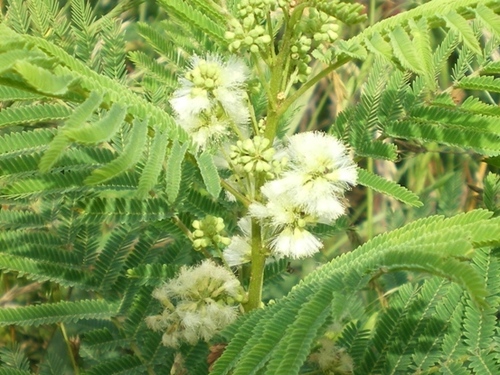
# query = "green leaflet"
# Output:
<box><xmin>85</xmin><ymin>117</ymin><xmax>149</xmax><ymax>185</ymax></box>
<box><xmin>39</xmin><ymin>91</ymin><xmax>103</xmax><ymax>172</ymax></box>
<box><xmin>483</xmin><ymin>173</ymin><xmax>500</xmax><ymax>215</ymax></box>
<box><xmin>126</xmin><ymin>264</ymin><xmax>178</xmax><ymax>286</ymax></box>
<box><xmin>196</xmin><ymin>152</ymin><xmax>222</xmax><ymax>198</ymax></box>
<box><xmin>93</xmin><ymin>227</ymin><xmax>137</xmax><ymax>293</ymax></box>
<box><xmin>78</xmin><ymin>197</ymin><xmax>173</xmax><ymax>224</ymax></box>
<box><xmin>389</xmin><ymin>26</ymin><xmax>424</xmax><ymax>74</ymax></box>
<box><xmin>166</xmin><ymin>140</ymin><xmax>189</xmax><ymax>203</ymax></box>
<box><xmin>64</xmin><ymin>103</ymin><xmax>127</xmax><ymax>144</ymax></box>
<box><xmin>137</xmin><ymin>129</ymin><xmax>169</xmax><ymax>198</ymax></box>
<box><xmin>213</xmin><ymin>210</ymin><xmax>495</xmax><ymax>374</ymax></box>
<box><xmin>483</xmin><ymin>61</ymin><xmax>500</xmax><ymax>74</ymax></box>
<box><xmin>457</xmin><ymin>76</ymin><xmax>500</xmax><ymax>93</ymax></box>
<box><xmin>128</xmin><ymin>51</ymin><xmax>177</xmax><ymax>88</ymax></box>
<box><xmin>0</xmin><ymin>103</ymin><xmax>71</xmax><ymax>128</ymax></box>
<box><xmin>409</xmin><ymin>18</ymin><xmax>434</xmax><ymax>90</ymax></box>
<box><xmin>475</xmin><ymin>4</ymin><xmax>500</xmax><ymax>37</ymax></box>
<box><xmin>157</xmin><ymin>0</ymin><xmax>227</xmax><ymax>47</ymax></box>
<box><xmin>364</xmin><ymin>32</ymin><xmax>393</xmax><ymax>61</ymax></box>
<box><xmin>386</xmin><ymin>118</ymin><xmax>500</xmax><ymax>156</ymax></box>
<box><xmin>14</xmin><ymin>60</ymin><xmax>75</xmax><ymax>95</ymax></box>
<box><xmin>135</xmin><ymin>22</ymin><xmax>187</xmax><ymax>67</ymax></box>
<box><xmin>0</xmin><ymin>85</ymin><xmax>45</xmax><ymax>101</ymax></box>
<box><xmin>357</xmin><ymin>169</ymin><xmax>423</xmax><ymax>207</ymax></box>
<box><xmin>0</xmin><ymin>49</ymin><xmax>36</xmax><ymax>75</ymax></box>
<box><xmin>0</xmin><ymin>299</ymin><xmax>119</xmax><ymax>326</ymax></box>
<box><xmin>440</xmin><ymin>11</ymin><xmax>482</xmax><ymax>55</ymax></box>
<box><xmin>0</xmin><ymin>252</ymin><xmax>94</xmax><ymax>288</ymax></box>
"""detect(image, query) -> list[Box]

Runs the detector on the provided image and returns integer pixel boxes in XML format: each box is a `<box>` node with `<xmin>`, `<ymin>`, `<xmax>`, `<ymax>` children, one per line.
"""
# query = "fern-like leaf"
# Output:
<box><xmin>64</xmin><ymin>103</ymin><xmax>127</xmax><ymax>144</ymax></box>
<box><xmin>166</xmin><ymin>141</ymin><xmax>189</xmax><ymax>203</ymax></box>
<box><xmin>0</xmin><ymin>103</ymin><xmax>71</xmax><ymax>128</ymax></box>
<box><xmin>357</xmin><ymin>168</ymin><xmax>423</xmax><ymax>207</ymax></box>
<box><xmin>196</xmin><ymin>152</ymin><xmax>222</xmax><ymax>198</ymax></box>
<box><xmin>39</xmin><ymin>91</ymin><xmax>103</xmax><ymax>172</ymax></box>
<box><xmin>137</xmin><ymin>130</ymin><xmax>169</xmax><ymax>198</ymax></box>
<box><xmin>126</xmin><ymin>264</ymin><xmax>178</xmax><ymax>286</ymax></box>
<box><xmin>0</xmin><ymin>299</ymin><xmax>119</xmax><ymax>326</ymax></box>
<box><xmin>85</xmin><ymin>118</ymin><xmax>148</xmax><ymax>185</ymax></box>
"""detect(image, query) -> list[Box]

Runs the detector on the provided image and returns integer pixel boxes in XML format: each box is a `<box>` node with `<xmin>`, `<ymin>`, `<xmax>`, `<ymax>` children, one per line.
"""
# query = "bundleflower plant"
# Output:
<box><xmin>148</xmin><ymin>52</ymin><xmax>357</xmax><ymax>347</ymax></box>
<box><xmin>146</xmin><ymin>0</ymin><xmax>360</xmax><ymax>352</ymax></box>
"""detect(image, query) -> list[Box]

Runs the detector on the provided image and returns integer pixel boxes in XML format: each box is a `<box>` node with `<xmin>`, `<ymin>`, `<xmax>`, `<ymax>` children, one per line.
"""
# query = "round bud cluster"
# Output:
<box><xmin>289</xmin><ymin>9</ymin><xmax>340</xmax><ymax>82</ymax></box>
<box><xmin>290</xmin><ymin>35</ymin><xmax>313</xmax><ymax>82</ymax></box>
<box><xmin>146</xmin><ymin>260</ymin><xmax>244</xmax><ymax>348</ymax></box>
<box><xmin>311</xmin><ymin>9</ymin><xmax>339</xmax><ymax>43</ymax></box>
<box><xmin>225</xmin><ymin>0</ymin><xmax>274</xmax><ymax>53</ymax></box>
<box><xmin>184</xmin><ymin>59</ymin><xmax>221</xmax><ymax>94</ymax></box>
<box><xmin>192</xmin><ymin>216</ymin><xmax>231</xmax><ymax>250</ymax></box>
<box><xmin>277</xmin><ymin>0</ymin><xmax>296</xmax><ymax>9</ymax></box>
<box><xmin>230</xmin><ymin>136</ymin><xmax>276</xmax><ymax>177</ymax></box>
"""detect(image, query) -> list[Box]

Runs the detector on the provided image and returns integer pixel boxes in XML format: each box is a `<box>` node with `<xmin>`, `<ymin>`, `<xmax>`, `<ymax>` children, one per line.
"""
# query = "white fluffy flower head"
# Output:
<box><xmin>170</xmin><ymin>55</ymin><xmax>250</xmax><ymax>150</ymax></box>
<box><xmin>146</xmin><ymin>260</ymin><xmax>243</xmax><ymax>348</ymax></box>
<box><xmin>277</xmin><ymin>132</ymin><xmax>357</xmax><ymax>221</ymax></box>
<box><xmin>249</xmin><ymin>183</ymin><xmax>323</xmax><ymax>258</ymax></box>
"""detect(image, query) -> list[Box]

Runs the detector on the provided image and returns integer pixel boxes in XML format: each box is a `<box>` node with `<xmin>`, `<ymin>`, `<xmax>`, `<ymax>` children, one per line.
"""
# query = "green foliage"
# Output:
<box><xmin>1</xmin><ymin>0</ymin><xmax>500</xmax><ymax>374</ymax></box>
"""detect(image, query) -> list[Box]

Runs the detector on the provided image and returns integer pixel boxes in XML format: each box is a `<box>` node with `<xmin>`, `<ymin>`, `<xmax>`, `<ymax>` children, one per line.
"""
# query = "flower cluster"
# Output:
<box><xmin>145</xmin><ymin>260</ymin><xmax>244</xmax><ymax>348</ymax></box>
<box><xmin>289</xmin><ymin>8</ymin><xmax>340</xmax><ymax>82</ymax></box>
<box><xmin>250</xmin><ymin>132</ymin><xmax>357</xmax><ymax>259</ymax></box>
<box><xmin>191</xmin><ymin>216</ymin><xmax>231</xmax><ymax>251</ymax></box>
<box><xmin>229</xmin><ymin>136</ymin><xmax>276</xmax><ymax>177</ymax></box>
<box><xmin>225</xmin><ymin>0</ymin><xmax>274</xmax><ymax>53</ymax></box>
<box><xmin>170</xmin><ymin>56</ymin><xmax>250</xmax><ymax>151</ymax></box>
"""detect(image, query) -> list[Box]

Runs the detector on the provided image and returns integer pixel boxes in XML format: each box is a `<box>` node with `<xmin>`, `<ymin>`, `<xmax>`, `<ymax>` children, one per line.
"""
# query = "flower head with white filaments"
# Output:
<box><xmin>224</xmin><ymin>217</ymin><xmax>253</xmax><ymax>266</ymax></box>
<box><xmin>250</xmin><ymin>132</ymin><xmax>357</xmax><ymax>259</ymax></box>
<box><xmin>249</xmin><ymin>182</ymin><xmax>323</xmax><ymax>259</ymax></box>
<box><xmin>273</xmin><ymin>132</ymin><xmax>357</xmax><ymax>221</ymax></box>
<box><xmin>170</xmin><ymin>55</ymin><xmax>250</xmax><ymax>151</ymax></box>
<box><xmin>145</xmin><ymin>260</ymin><xmax>244</xmax><ymax>348</ymax></box>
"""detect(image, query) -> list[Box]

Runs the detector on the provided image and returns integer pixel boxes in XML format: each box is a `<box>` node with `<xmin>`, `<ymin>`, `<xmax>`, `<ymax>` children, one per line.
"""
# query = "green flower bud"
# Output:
<box><xmin>244</xmin><ymin>36</ymin><xmax>254</xmax><ymax>45</ymax></box>
<box><xmin>257</xmin><ymin>34</ymin><xmax>271</xmax><ymax>44</ymax></box>
<box><xmin>193</xmin><ymin>76</ymin><xmax>205</xmax><ymax>87</ymax></box>
<box><xmin>250</xmin><ymin>44</ymin><xmax>260</xmax><ymax>53</ymax></box>
<box><xmin>193</xmin><ymin>229</ymin><xmax>204</xmax><ymax>238</ymax></box>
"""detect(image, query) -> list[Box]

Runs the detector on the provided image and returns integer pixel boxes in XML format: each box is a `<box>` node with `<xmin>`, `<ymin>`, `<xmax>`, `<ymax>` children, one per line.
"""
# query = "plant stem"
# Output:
<box><xmin>264</xmin><ymin>3</ymin><xmax>308</xmax><ymax>141</ymax></box>
<box><xmin>59</xmin><ymin>323</ymin><xmax>80</xmax><ymax>375</ymax></box>
<box><xmin>172</xmin><ymin>215</ymin><xmax>193</xmax><ymax>241</ymax></box>
<box><xmin>366</xmin><ymin>157</ymin><xmax>374</xmax><ymax>240</ymax></box>
<box><xmin>242</xmin><ymin>218</ymin><xmax>266</xmax><ymax>311</ymax></box>
<box><xmin>220</xmin><ymin>179</ymin><xmax>251</xmax><ymax>207</ymax></box>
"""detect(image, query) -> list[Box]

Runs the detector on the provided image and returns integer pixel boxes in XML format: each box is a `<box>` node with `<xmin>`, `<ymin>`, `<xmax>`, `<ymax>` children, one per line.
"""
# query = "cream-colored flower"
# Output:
<box><xmin>146</xmin><ymin>260</ymin><xmax>243</xmax><ymax>348</ymax></box>
<box><xmin>224</xmin><ymin>217</ymin><xmax>252</xmax><ymax>266</ymax></box>
<box><xmin>274</xmin><ymin>131</ymin><xmax>357</xmax><ymax>221</ymax></box>
<box><xmin>249</xmin><ymin>183</ymin><xmax>322</xmax><ymax>259</ymax></box>
<box><xmin>170</xmin><ymin>55</ymin><xmax>250</xmax><ymax>148</ymax></box>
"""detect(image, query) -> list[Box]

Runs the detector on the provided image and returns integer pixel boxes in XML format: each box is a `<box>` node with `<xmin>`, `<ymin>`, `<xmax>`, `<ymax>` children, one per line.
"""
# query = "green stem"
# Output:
<box><xmin>172</xmin><ymin>215</ymin><xmax>193</xmax><ymax>241</ymax></box>
<box><xmin>242</xmin><ymin>218</ymin><xmax>266</xmax><ymax>311</ymax></box>
<box><xmin>59</xmin><ymin>323</ymin><xmax>80</xmax><ymax>375</ymax></box>
<box><xmin>366</xmin><ymin>157</ymin><xmax>374</xmax><ymax>240</ymax></box>
<box><xmin>264</xmin><ymin>3</ymin><xmax>308</xmax><ymax>141</ymax></box>
<box><xmin>220</xmin><ymin>179</ymin><xmax>251</xmax><ymax>207</ymax></box>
